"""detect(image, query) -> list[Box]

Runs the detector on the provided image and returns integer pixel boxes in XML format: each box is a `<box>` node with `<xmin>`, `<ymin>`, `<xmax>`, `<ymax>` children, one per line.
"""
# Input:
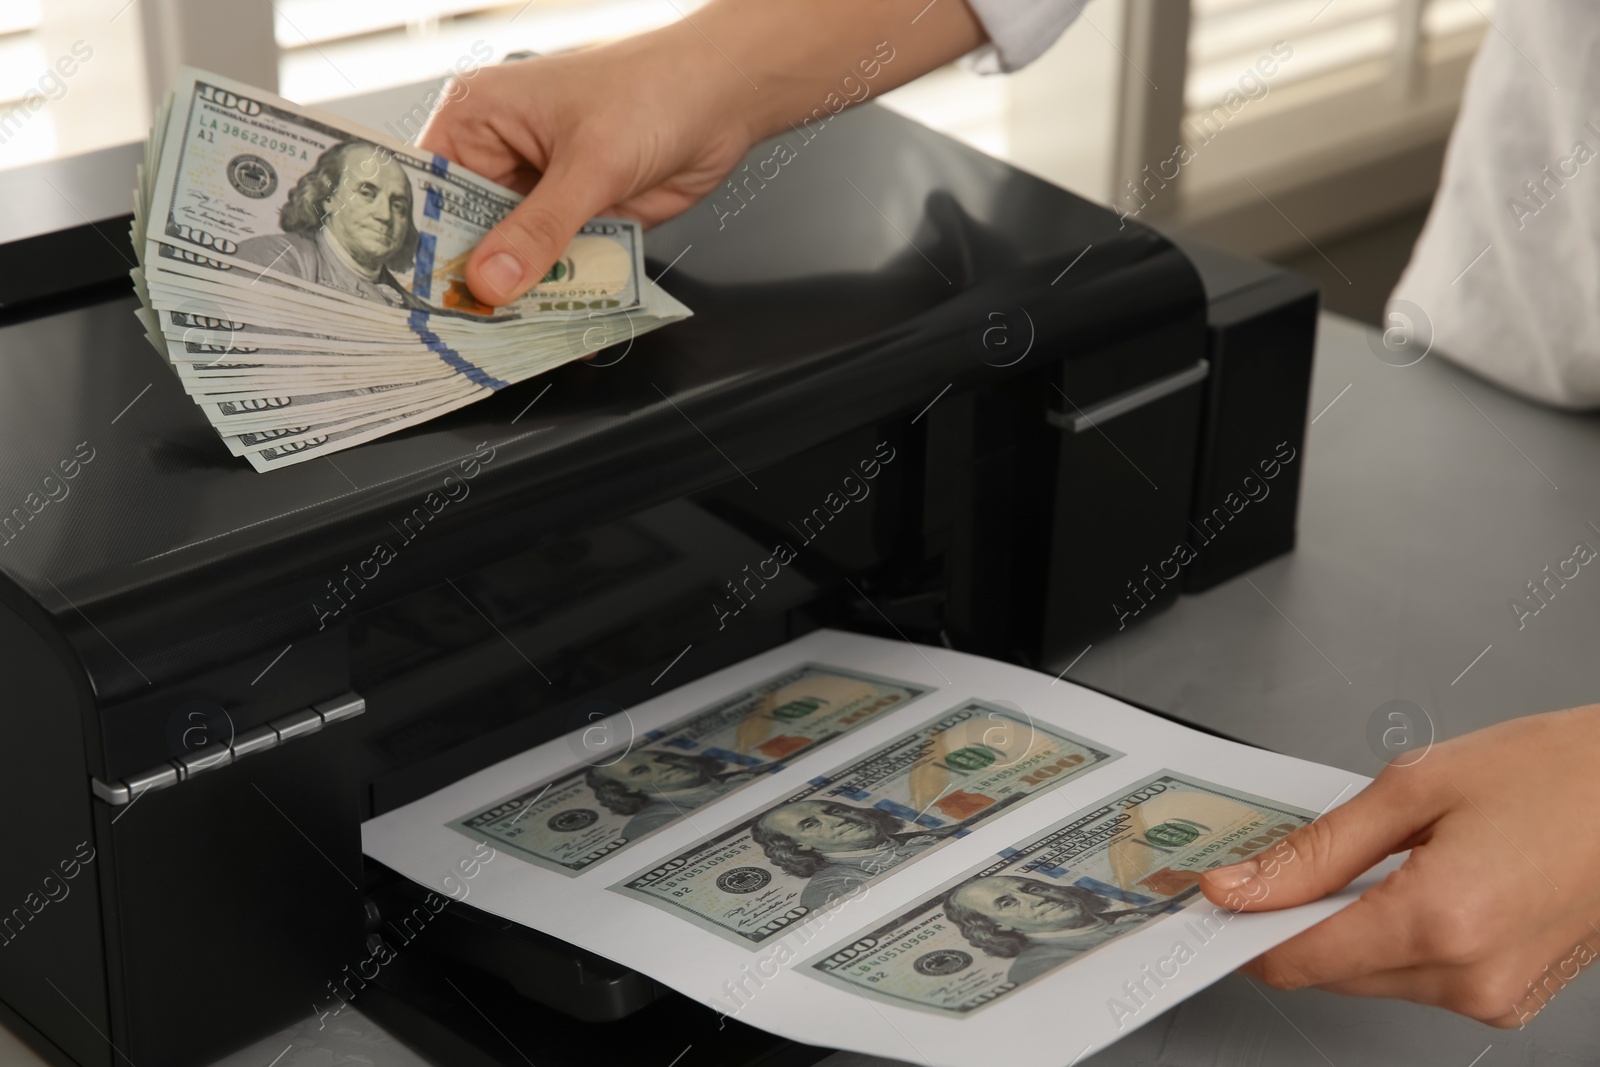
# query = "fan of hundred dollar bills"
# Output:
<box><xmin>130</xmin><ymin>69</ymin><xmax>690</xmax><ymax>472</ymax></box>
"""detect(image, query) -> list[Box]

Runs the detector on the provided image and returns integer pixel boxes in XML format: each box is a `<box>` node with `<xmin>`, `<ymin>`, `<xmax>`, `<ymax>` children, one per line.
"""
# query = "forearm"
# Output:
<box><xmin>641</xmin><ymin>0</ymin><xmax>988</xmax><ymax>141</ymax></box>
<box><xmin>430</xmin><ymin>0</ymin><xmax>988</xmax><ymax>303</ymax></box>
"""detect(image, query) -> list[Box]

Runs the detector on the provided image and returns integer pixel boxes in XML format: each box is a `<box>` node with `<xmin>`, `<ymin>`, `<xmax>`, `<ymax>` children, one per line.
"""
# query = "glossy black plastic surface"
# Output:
<box><xmin>0</xmin><ymin>103</ymin><xmax>1215</xmax><ymax>1067</ymax></box>
<box><xmin>0</xmin><ymin>104</ymin><xmax>1203</xmax><ymax>706</ymax></box>
<box><xmin>1166</xmin><ymin>235</ymin><xmax>1318</xmax><ymax>592</ymax></box>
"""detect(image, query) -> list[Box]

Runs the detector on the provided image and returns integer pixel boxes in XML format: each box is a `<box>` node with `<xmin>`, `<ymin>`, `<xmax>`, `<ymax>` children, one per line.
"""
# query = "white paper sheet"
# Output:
<box><xmin>362</xmin><ymin>630</ymin><xmax>1382</xmax><ymax>1066</ymax></box>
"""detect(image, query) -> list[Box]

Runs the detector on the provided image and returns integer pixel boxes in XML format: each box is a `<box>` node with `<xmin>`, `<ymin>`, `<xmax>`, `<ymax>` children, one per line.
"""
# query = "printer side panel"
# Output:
<box><xmin>97</xmin><ymin>716</ymin><xmax>363</xmax><ymax>1066</ymax></box>
<box><xmin>1043</xmin><ymin>373</ymin><xmax>1207</xmax><ymax>651</ymax></box>
<box><xmin>0</xmin><ymin>600</ymin><xmax>112</xmax><ymax>1067</ymax></box>
<box><xmin>1184</xmin><ymin>274</ymin><xmax>1319</xmax><ymax>592</ymax></box>
<box><xmin>941</xmin><ymin>314</ymin><xmax>1210</xmax><ymax>665</ymax></box>
<box><xmin>937</xmin><ymin>372</ymin><xmax>1056</xmax><ymax>663</ymax></box>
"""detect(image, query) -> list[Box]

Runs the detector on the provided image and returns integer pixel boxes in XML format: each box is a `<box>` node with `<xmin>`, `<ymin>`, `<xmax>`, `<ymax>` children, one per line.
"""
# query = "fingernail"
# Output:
<box><xmin>479</xmin><ymin>252</ymin><xmax>524</xmax><ymax>300</ymax></box>
<box><xmin>1203</xmin><ymin>859</ymin><xmax>1259</xmax><ymax>891</ymax></box>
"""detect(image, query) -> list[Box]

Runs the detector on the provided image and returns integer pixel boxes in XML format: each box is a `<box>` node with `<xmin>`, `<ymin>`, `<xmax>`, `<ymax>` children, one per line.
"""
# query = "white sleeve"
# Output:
<box><xmin>1391</xmin><ymin>1</ymin><xmax>1600</xmax><ymax>408</ymax></box>
<box><xmin>964</xmin><ymin>0</ymin><xmax>1085</xmax><ymax>73</ymax></box>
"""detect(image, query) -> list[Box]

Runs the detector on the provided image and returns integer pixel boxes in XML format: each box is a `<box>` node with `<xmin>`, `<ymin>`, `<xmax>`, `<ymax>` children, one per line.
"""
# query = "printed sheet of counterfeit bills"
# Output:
<box><xmin>362</xmin><ymin>631</ymin><xmax>1388</xmax><ymax>1065</ymax></box>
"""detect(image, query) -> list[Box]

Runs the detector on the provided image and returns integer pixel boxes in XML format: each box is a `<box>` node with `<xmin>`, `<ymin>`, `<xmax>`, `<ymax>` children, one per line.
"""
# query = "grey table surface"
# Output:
<box><xmin>823</xmin><ymin>311</ymin><xmax>1600</xmax><ymax>1067</ymax></box>
<box><xmin>5</xmin><ymin>311</ymin><xmax>1597</xmax><ymax>1066</ymax></box>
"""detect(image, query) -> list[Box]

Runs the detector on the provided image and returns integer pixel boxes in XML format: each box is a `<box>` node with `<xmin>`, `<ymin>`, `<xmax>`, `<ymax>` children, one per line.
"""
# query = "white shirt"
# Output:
<box><xmin>1391</xmin><ymin>1</ymin><xmax>1600</xmax><ymax>408</ymax></box>
<box><xmin>965</xmin><ymin>0</ymin><xmax>1085</xmax><ymax>73</ymax></box>
<box><xmin>966</xmin><ymin>0</ymin><xmax>1600</xmax><ymax>408</ymax></box>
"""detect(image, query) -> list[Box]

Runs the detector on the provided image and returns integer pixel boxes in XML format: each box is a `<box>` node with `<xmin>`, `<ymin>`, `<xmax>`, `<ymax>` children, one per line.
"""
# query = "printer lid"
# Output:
<box><xmin>0</xmin><ymin>105</ymin><xmax>1204</xmax><ymax>701</ymax></box>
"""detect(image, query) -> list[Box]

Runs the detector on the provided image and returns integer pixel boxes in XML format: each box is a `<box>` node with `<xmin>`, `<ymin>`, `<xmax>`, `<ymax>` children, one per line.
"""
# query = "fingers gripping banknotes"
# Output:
<box><xmin>148</xmin><ymin>75</ymin><xmax>643</xmax><ymax>318</ymax></box>
<box><xmin>450</xmin><ymin>666</ymin><xmax>931</xmax><ymax>875</ymax></box>
<box><xmin>807</xmin><ymin>773</ymin><xmax>1314</xmax><ymax>1014</ymax></box>
<box><xmin>133</xmin><ymin>70</ymin><xmax>692</xmax><ymax>469</ymax></box>
<box><xmin>615</xmin><ymin>702</ymin><xmax>1121</xmax><ymax>946</ymax></box>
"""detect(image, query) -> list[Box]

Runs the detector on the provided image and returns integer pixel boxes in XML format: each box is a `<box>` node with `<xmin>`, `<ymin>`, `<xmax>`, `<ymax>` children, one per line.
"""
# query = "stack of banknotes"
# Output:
<box><xmin>130</xmin><ymin>69</ymin><xmax>690</xmax><ymax>472</ymax></box>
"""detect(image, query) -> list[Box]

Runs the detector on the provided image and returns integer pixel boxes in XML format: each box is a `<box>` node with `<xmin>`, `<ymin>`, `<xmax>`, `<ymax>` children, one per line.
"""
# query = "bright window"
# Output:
<box><xmin>1173</xmin><ymin>0</ymin><xmax>1491</xmax><ymax>251</ymax></box>
<box><xmin>1186</xmin><ymin>0</ymin><xmax>1491</xmax><ymax>119</ymax></box>
<box><xmin>276</xmin><ymin>0</ymin><xmax>706</xmax><ymax>104</ymax></box>
<box><xmin>0</xmin><ymin>0</ymin><xmax>149</xmax><ymax>171</ymax></box>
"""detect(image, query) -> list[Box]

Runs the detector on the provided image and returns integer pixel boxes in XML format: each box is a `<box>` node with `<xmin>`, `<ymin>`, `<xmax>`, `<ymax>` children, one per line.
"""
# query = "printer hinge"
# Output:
<box><xmin>89</xmin><ymin>692</ymin><xmax>365</xmax><ymax>806</ymax></box>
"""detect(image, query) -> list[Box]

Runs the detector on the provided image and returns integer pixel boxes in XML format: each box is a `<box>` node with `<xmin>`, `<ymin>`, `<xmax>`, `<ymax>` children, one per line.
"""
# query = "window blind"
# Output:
<box><xmin>1187</xmin><ymin>0</ymin><xmax>1491</xmax><ymax>112</ymax></box>
<box><xmin>276</xmin><ymin>0</ymin><xmax>706</xmax><ymax>103</ymax></box>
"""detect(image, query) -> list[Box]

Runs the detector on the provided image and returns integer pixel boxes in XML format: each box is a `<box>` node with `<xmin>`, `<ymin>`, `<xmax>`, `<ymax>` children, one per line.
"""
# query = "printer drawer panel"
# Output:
<box><xmin>1043</xmin><ymin>380</ymin><xmax>1206</xmax><ymax>653</ymax></box>
<box><xmin>104</xmin><ymin>730</ymin><xmax>362</xmax><ymax>1066</ymax></box>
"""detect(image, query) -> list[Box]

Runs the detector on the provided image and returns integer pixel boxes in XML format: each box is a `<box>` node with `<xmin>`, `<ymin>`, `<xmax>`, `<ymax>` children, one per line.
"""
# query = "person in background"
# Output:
<box><xmin>421</xmin><ymin>0</ymin><xmax>1600</xmax><ymax>1028</ymax></box>
<box><xmin>1391</xmin><ymin>4</ymin><xmax>1600</xmax><ymax>408</ymax></box>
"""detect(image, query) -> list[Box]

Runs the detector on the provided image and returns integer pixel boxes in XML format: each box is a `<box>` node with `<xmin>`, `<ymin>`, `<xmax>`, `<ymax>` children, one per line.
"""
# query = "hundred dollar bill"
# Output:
<box><xmin>195</xmin><ymin>379</ymin><xmax>481</xmax><ymax>432</ymax></box>
<box><xmin>234</xmin><ymin>392</ymin><xmax>494</xmax><ymax>472</ymax></box>
<box><xmin>614</xmin><ymin>701</ymin><xmax>1121</xmax><ymax>947</ymax></box>
<box><xmin>450</xmin><ymin>665</ymin><xmax>933</xmax><ymax>876</ymax></box>
<box><xmin>145</xmin><ymin>68</ymin><xmax>644</xmax><ymax>322</ymax></box>
<box><xmin>176</xmin><ymin>362</ymin><xmax>452</xmax><ymax>391</ymax></box>
<box><xmin>807</xmin><ymin>772</ymin><xmax>1314</xmax><ymax>1015</ymax></box>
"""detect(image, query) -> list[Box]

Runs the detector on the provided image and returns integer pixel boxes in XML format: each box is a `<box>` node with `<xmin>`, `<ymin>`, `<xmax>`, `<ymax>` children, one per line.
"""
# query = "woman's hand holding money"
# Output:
<box><xmin>419</xmin><ymin>0</ymin><xmax>988</xmax><ymax>307</ymax></box>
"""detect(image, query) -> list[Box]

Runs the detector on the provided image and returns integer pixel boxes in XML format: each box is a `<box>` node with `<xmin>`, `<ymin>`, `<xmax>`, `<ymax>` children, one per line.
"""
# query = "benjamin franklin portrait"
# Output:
<box><xmin>234</xmin><ymin>140</ymin><xmax>422</xmax><ymax>308</ymax></box>
<box><xmin>753</xmin><ymin>799</ymin><xmax>964</xmax><ymax>912</ymax></box>
<box><xmin>943</xmin><ymin>875</ymin><xmax>1179</xmax><ymax>985</ymax></box>
<box><xmin>585</xmin><ymin>750</ymin><xmax>759</xmax><ymax>840</ymax></box>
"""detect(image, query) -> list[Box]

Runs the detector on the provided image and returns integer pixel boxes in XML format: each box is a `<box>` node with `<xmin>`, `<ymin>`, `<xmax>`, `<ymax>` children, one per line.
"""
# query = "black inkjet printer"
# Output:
<box><xmin>0</xmin><ymin>103</ymin><xmax>1315</xmax><ymax>1066</ymax></box>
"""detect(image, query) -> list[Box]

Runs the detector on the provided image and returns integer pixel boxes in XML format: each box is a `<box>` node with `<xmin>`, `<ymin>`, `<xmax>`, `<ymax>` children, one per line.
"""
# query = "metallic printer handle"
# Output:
<box><xmin>89</xmin><ymin>692</ymin><xmax>365</xmax><ymax>807</ymax></box>
<box><xmin>1046</xmin><ymin>360</ymin><xmax>1210</xmax><ymax>433</ymax></box>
